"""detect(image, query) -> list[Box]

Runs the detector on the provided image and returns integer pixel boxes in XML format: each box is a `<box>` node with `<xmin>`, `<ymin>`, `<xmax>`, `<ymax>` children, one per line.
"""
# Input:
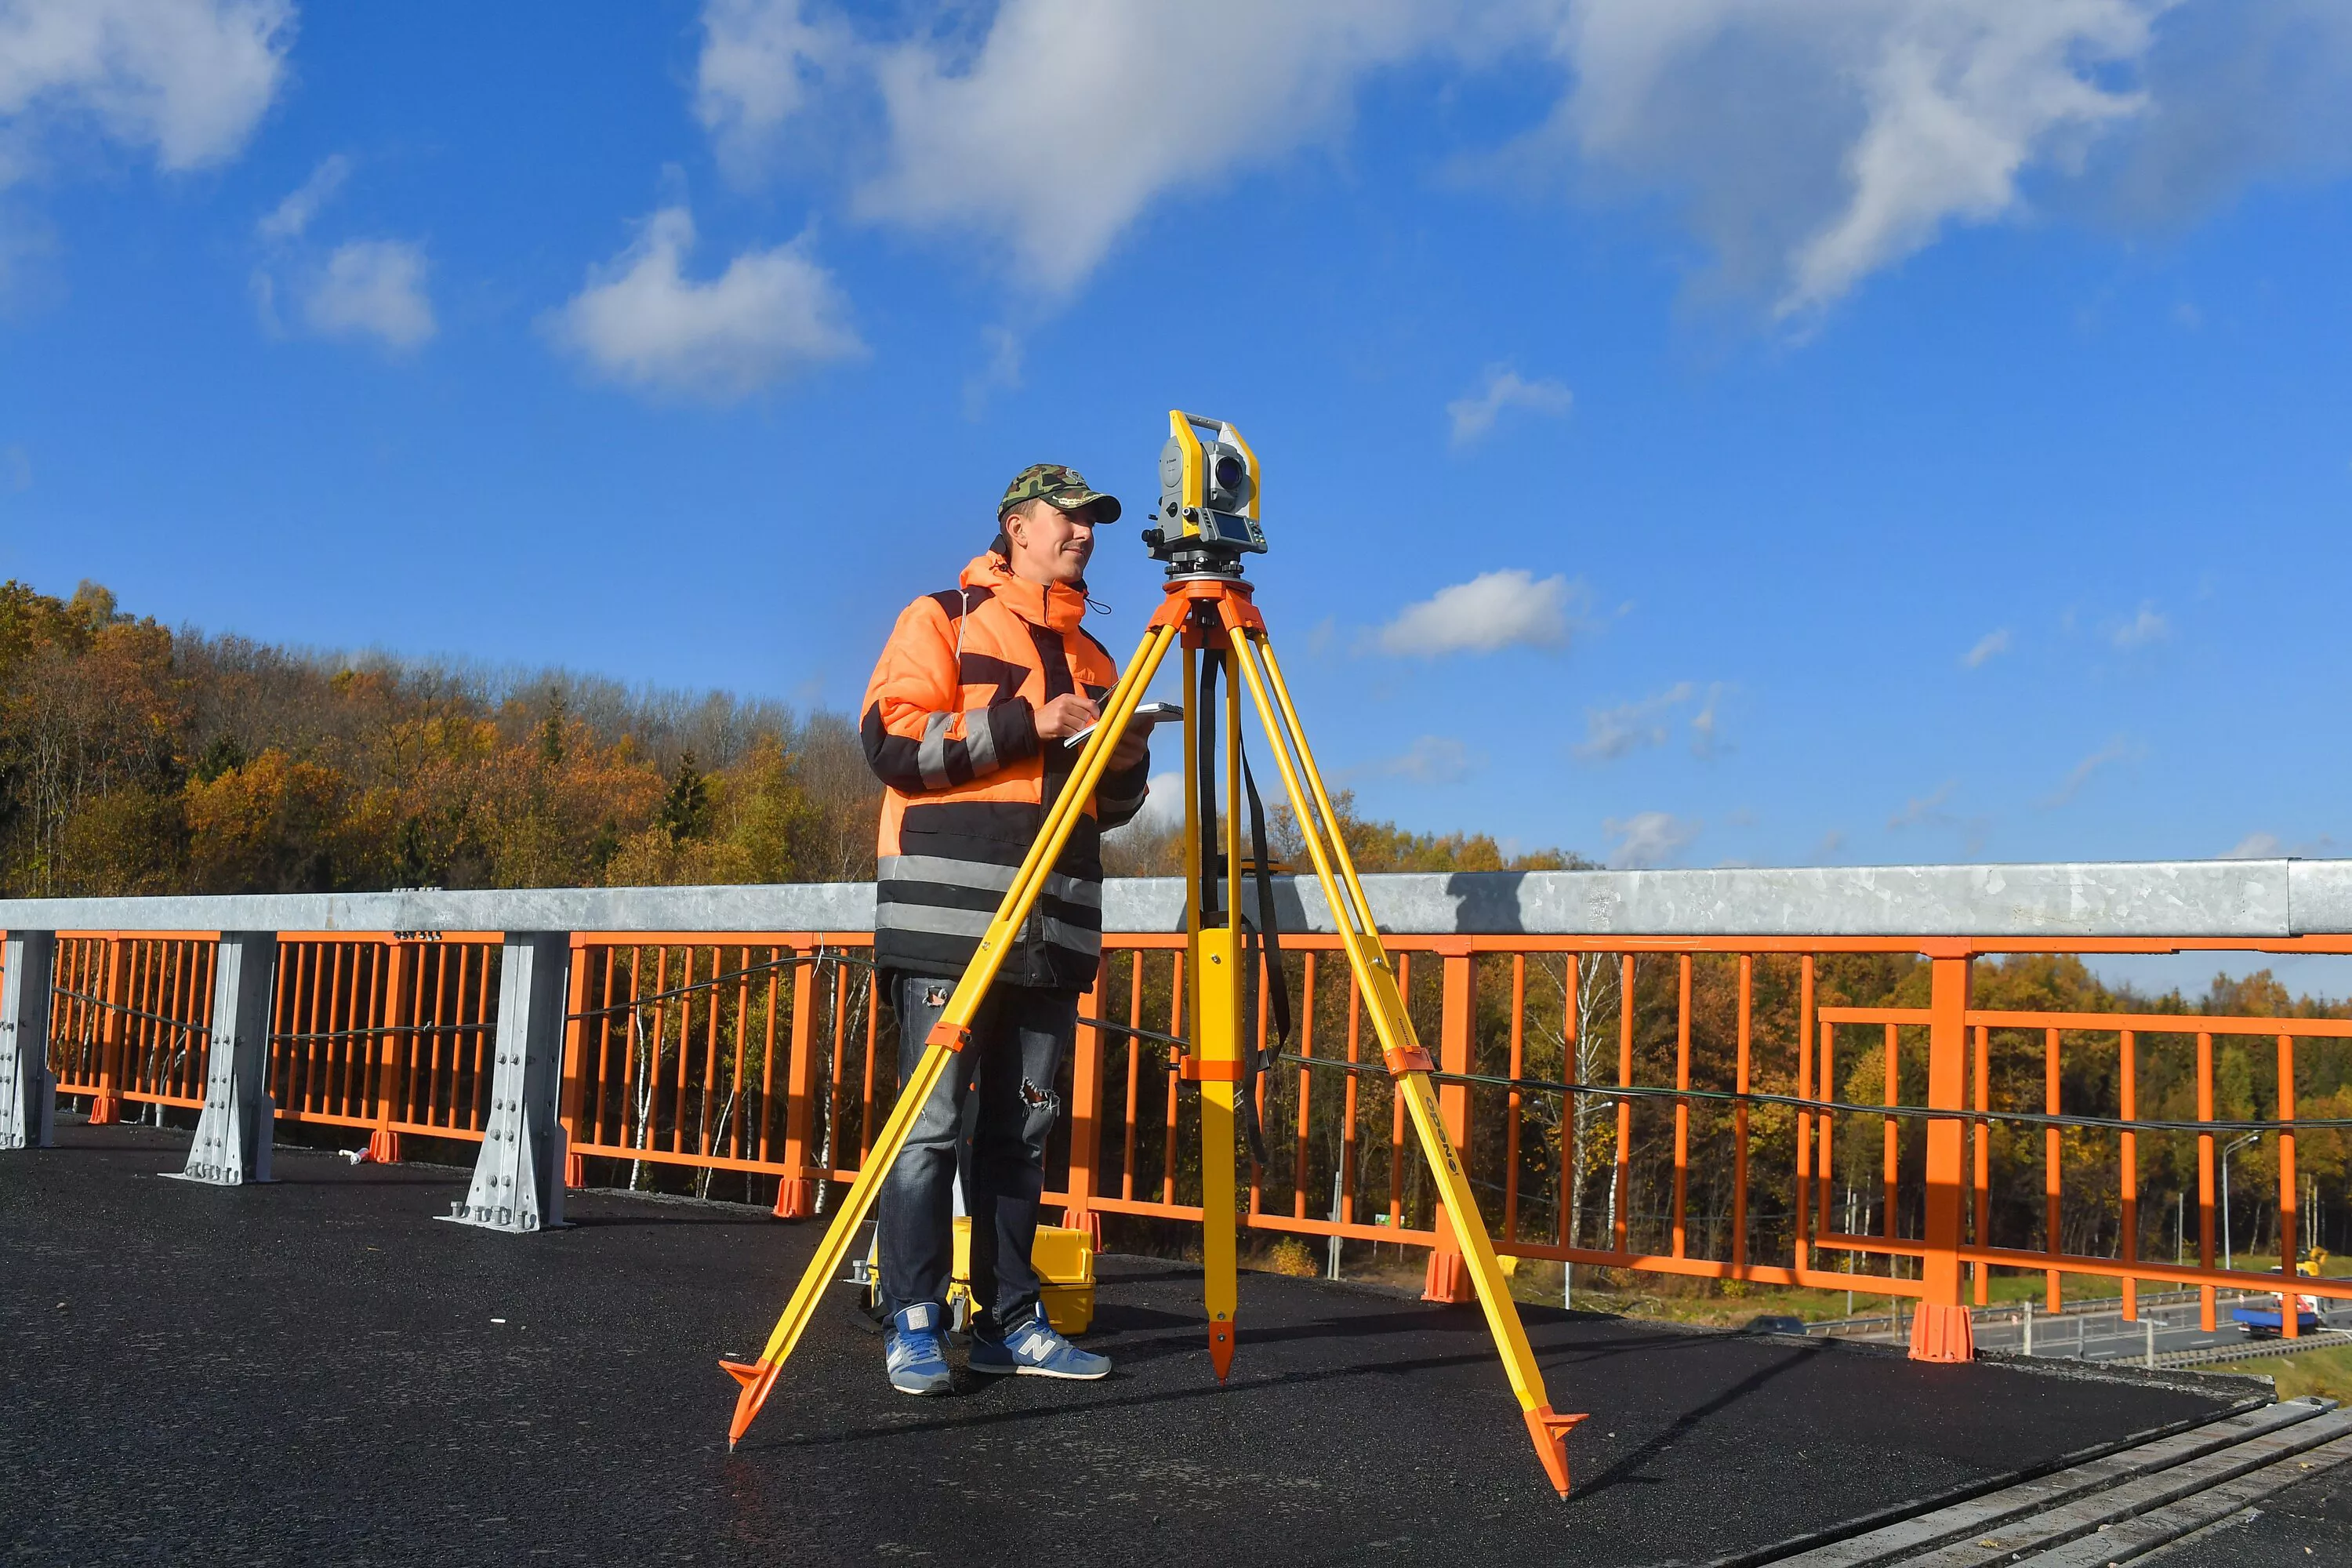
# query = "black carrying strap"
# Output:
<box><xmin>1237</xmin><ymin>743</ymin><xmax>1293</xmax><ymax>1170</ymax></box>
<box><xmin>1196</xmin><ymin>651</ymin><xmax>1293</xmax><ymax>1170</ymax></box>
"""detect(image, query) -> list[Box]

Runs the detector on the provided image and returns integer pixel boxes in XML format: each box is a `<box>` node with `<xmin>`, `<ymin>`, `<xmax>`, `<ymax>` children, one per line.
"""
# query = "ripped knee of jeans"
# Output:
<box><xmin>1018</xmin><ymin>1077</ymin><xmax>1061</xmax><ymax>1121</ymax></box>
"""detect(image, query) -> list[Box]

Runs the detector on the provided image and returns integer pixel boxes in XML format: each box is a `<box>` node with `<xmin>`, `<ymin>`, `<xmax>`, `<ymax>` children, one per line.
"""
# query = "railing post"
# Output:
<box><xmin>559</xmin><ymin>936</ymin><xmax>590</xmax><ymax>1189</ymax></box>
<box><xmin>88</xmin><ymin>936</ymin><xmax>131</xmax><ymax>1124</ymax></box>
<box><xmin>1911</xmin><ymin>949</ymin><xmax>1975</xmax><ymax>1362</ymax></box>
<box><xmin>1422</xmin><ymin>942</ymin><xmax>1475</xmax><ymax>1305</ymax></box>
<box><xmin>441</xmin><ymin>932</ymin><xmax>571</xmax><ymax>1232</ymax></box>
<box><xmin>368</xmin><ymin>940</ymin><xmax>410</xmax><ymax>1164</ymax></box>
<box><xmin>1064</xmin><ymin>969</ymin><xmax>1105</xmax><ymax>1247</ymax></box>
<box><xmin>774</xmin><ymin>953</ymin><xmax>819</xmax><ymax>1218</ymax></box>
<box><xmin>1</xmin><ymin>931</ymin><xmax>58</xmax><ymax>1150</ymax></box>
<box><xmin>171</xmin><ymin>932</ymin><xmax>278</xmax><ymax>1185</ymax></box>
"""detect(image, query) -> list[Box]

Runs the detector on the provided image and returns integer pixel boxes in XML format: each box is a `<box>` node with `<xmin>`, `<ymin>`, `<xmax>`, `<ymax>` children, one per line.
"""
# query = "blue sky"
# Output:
<box><xmin>4</xmin><ymin>0</ymin><xmax>2351</xmax><ymax>883</ymax></box>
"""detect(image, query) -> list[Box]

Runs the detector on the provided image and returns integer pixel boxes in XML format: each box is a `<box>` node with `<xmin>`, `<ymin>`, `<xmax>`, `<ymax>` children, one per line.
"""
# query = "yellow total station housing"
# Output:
<box><xmin>1147</xmin><ymin>410</ymin><xmax>1265</xmax><ymax>568</ymax></box>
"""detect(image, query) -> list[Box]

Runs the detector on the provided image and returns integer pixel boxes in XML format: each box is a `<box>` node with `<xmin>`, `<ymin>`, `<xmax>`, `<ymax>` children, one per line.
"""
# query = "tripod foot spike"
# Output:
<box><xmin>720</xmin><ymin>1358</ymin><xmax>782</xmax><ymax>1449</ymax></box>
<box><xmin>1523</xmin><ymin>1405</ymin><xmax>1588</xmax><ymax>1499</ymax></box>
<box><xmin>1207</xmin><ymin>1322</ymin><xmax>1234</xmax><ymax>1383</ymax></box>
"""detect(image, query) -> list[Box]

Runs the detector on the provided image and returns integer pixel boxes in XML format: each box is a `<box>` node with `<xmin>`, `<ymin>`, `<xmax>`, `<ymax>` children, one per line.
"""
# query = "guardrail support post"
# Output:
<box><xmin>442</xmin><ymin>931</ymin><xmax>570</xmax><ymax>1232</ymax></box>
<box><xmin>1</xmin><ymin>931</ymin><xmax>57</xmax><ymax>1150</ymax></box>
<box><xmin>1911</xmin><ymin>949</ymin><xmax>1975</xmax><ymax>1363</ymax></box>
<box><xmin>89</xmin><ymin>937</ymin><xmax>129</xmax><ymax>1124</ymax></box>
<box><xmin>773</xmin><ymin>955</ymin><xmax>818</xmax><ymax>1218</ymax></box>
<box><xmin>1064</xmin><ymin>971</ymin><xmax>1105</xmax><ymax>1247</ymax></box>
<box><xmin>172</xmin><ymin>932</ymin><xmax>278</xmax><ymax>1185</ymax></box>
<box><xmin>1422</xmin><ymin>942</ymin><xmax>1476</xmax><ymax>1305</ymax></box>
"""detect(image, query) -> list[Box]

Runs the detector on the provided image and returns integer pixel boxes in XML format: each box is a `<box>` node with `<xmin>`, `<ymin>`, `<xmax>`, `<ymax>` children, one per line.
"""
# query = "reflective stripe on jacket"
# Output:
<box><xmin>861</xmin><ymin>552</ymin><xmax>1150</xmax><ymax>986</ymax></box>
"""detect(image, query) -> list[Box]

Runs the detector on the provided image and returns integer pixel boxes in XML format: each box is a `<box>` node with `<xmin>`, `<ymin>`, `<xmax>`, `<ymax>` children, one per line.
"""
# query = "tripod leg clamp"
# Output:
<box><xmin>1382</xmin><ymin>1045</ymin><xmax>1435</xmax><ymax>1076</ymax></box>
<box><xmin>926</xmin><ymin>1022</ymin><xmax>973</xmax><ymax>1053</ymax></box>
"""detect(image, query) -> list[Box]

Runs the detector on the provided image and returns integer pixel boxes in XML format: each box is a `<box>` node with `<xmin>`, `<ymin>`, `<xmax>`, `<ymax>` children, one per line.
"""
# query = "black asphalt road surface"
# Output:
<box><xmin>2</xmin><ymin>1124</ymin><xmax>2254</xmax><ymax>1566</ymax></box>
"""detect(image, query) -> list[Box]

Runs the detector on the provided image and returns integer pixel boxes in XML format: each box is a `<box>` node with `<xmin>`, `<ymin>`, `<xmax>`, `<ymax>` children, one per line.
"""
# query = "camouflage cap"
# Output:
<box><xmin>998</xmin><ymin>463</ymin><xmax>1122</xmax><ymax>524</ymax></box>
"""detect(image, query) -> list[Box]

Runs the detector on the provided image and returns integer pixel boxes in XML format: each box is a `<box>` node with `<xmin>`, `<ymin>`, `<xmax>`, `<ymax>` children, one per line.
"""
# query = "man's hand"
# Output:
<box><xmin>1033</xmin><ymin>692</ymin><xmax>1098</xmax><ymax>740</ymax></box>
<box><xmin>1109</xmin><ymin>728</ymin><xmax>1149</xmax><ymax>771</ymax></box>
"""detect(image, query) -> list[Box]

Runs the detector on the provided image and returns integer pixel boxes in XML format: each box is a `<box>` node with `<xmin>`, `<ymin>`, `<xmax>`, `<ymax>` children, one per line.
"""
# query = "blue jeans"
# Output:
<box><xmin>879</xmin><ymin>975</ymin><xmax>1074</xmax><ymax>1334</ymax></box>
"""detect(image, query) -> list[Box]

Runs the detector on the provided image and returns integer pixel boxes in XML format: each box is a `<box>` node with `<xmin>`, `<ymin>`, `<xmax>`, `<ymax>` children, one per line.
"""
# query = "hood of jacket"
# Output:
<box><xmin>960</xmin><ymin>551</ymin><xmax>1087</xmax><ymax>634</ymax></box>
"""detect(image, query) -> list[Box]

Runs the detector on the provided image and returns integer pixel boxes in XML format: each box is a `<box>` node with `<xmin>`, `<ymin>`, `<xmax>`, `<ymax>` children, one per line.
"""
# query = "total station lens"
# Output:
<box><xmin>1214</xmin><ymin>454</ymin><xmax>1245</xmax><ymax>492</ymax></box>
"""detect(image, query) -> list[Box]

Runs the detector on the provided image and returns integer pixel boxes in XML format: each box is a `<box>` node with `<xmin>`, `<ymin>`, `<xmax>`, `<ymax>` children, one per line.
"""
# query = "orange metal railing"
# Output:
<box><xmin>37</xmin><ymin>926</ymin><xmax>2352</xmax><ymax>1335</ymax></box>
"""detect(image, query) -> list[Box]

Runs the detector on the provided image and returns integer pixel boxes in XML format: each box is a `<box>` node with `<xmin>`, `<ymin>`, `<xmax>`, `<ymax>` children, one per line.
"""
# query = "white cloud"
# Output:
<box><xmin>1887</xmin><ymin>779</ymin><xmax>1990</xmax><ymax>855</ymax></box>
<box><xmin>695</xmin><ymin>1</ymin><xmax>1465</xmax><ymax>293</ymax></box>
<box><xmin>2111</xmin><ymin>601</ymin><xmax>2169</xmax><ymax>648</ymax></box>
<box><xmin>299</xmin><ymin>239</ymin><xmax>435</xmax><ymax>351</ymax></box>
<box><xmin>1372</xmin><ymin>735</ymin><xmax>1479</xmax><ymax>785</ymax></box>
<box><xmin>1123</xmin><ymin>769</ymin><xmax>1185</xmax><ymax>834</ymax></box>
<box><xmin>1573</xmin><ymin>680</ymin><xmax>1726</xmax><ymax>760</ymax></box>
<box><xmin>548</xmin><ymin>205</ymin><xmax>862</xmax><ymax>401</ymax></box>
<box><xmin>1962</xmin><ymin>627</ymin><xmax>2012</xmax><ymax>668</ymax></box>
<box><xmin>1540</xmin><ymin>0</ymin><xmax>2165</xmax><ymax>317</ymax></box>
<box><xmin>1603</xmin><ymin>811</ymin><xmax>1700</xmax><ymax>869</ymax></box>
<box><xmin>1888</xmin><ymin>780</ymin><xmax>1958</xmax><ymax>830</ymax></box>
<box><xmin>2039</xmin><ymin>735</ymin><xmax>2135</xmax><ymax>808</ymax></box>
<box><xmin>1689</xmin><ymin>682</ymin><xmax>1730</xmax><ymax>757</ymax></box>
<box><xmin>1376</xmin><ymin>568</ymin><xmax>1577</xmax><ymax>657</ymax></box>
<box><xmin>0</xmin><ymin>0</ymin><xmax>292</xmax><ymax>183</ymax></box>
<box><xmin>257</xmin><ymin>153</ymin><xmax>348</xmax><ymax>243</ymax></box>
<box><xmin>2222</xmin><ymin>830</ymin><xmax>2337</xmax><ymax>860</ymax></box>
<box><xmin>1575</xmin><ymin>682</ymin><xmax>1693</xmax><ymax>761</ymax></box>
<box><xmin>689</xmin><ymin>2</ymin><xmax>2352</xmax><ymax>315</ymax></box>
<box><xmin>961</xmin><ymin>323</ymin><xmax>1022</xmax><ymax>419</ymax></box>
<box><xmin>695</xmin><ymin>0</ymin><xmax>845</xmax><ymax>163</ymax></box>
<box><xmin>1447</xmin><ymin>365</ymin><xmax>1572</xmax><ymax>446</ymax></box>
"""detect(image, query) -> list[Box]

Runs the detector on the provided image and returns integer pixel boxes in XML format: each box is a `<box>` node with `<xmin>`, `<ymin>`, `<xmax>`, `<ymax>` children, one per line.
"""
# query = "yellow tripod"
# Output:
<box><xmin>722</xmin><ymin>412</ymin><xmax>1586</xmax><ymax>1497</ymax></box>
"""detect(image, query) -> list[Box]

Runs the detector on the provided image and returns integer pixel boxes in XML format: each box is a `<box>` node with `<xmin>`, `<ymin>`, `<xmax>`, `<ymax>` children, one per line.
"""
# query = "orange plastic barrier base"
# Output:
<box><xmin>1908</xmin><ymin>1301</ymin><xmax>1976</xmax><ymax>1363</ymax></box>
<box><xmin>773</xmin><ymin>1178</ymin><xmax>815</xmax><ymax>1219</ymax></box>
<box><xmin>87</xmin><ymin>1094</ymin><xmax>122</xmax><ymax>1127</ymax></box>
<box><xmin>1064</xmin><ymin>1206</ymin><xmax>1104</xmax><ymax>1250</ymax></box>
<box><xmin>1421</xmin><ymin>1245</ymin><xmax>1473</xmax><ymax>1305</ymax></box>
<box><xmin>365</xmin><ymin>1129</ymin><xmax>402</xmax><ymax>1164</ymax></box>
<box><xmin>563</xmin><ymin>1150</ymin><xmax>585</xmax><ymax>1189</ymax></box>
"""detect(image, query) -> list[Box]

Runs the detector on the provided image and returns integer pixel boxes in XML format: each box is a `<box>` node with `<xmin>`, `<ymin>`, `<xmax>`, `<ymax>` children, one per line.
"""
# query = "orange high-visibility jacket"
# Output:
<box><xmin>860</xmin><ymin>552</ymin><xmax>1151</xmax><ymax>987</ymax></box>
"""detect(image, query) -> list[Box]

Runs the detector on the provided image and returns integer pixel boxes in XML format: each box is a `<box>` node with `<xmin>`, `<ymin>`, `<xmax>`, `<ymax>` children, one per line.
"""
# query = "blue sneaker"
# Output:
<box><xmin>968</xmin><ymin>1305</ymin><xmax>1110</xmax><ymax>1381</ymax></box>
<box><xmin>885</xmin><ymin>1303</ymin><xmax>954</xmax><ymax>1396</ymax></box>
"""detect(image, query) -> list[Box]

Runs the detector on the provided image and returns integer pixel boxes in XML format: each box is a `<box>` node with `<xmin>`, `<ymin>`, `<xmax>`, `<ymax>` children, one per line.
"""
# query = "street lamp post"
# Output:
<box><xmin>2221</xmin><ymin>1132</ymin><xmax>2260</xmax><ymax>1272</ymax></box>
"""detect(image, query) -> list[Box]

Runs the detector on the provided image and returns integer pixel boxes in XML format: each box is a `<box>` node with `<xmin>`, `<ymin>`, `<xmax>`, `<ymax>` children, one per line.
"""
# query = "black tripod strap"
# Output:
<box><xmin>1237</xmin><ymin>745</ymin><xmax>1293</xmax><ymax>1171</ymax></box>
<box><xmin>1196</xmin><ymin>653</ymin><xmax>1221</xmax><ymax>916</ymax></box>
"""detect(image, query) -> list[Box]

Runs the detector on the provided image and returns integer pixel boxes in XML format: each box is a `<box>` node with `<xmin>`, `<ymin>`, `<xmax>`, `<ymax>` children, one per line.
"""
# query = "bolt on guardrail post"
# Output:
<box><xmin>1</xmin><ymin>930</ymin><xmax>58</xmax><ymax>1150</ymax></box>
<box><xmin>442</xmin><ymin>932</ymin><xmax>570</xmax><ymax>1233</ymax></box>
<box><xmin>170</xmin><ymin>932</ymin><xmax>278</xmax><ymax>1185</ymax></box>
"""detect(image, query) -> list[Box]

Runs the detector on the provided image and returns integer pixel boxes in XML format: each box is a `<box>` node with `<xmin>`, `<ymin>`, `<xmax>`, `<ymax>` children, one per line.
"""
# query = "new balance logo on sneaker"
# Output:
<box><xmin>885</xmin><ymin>1303</ymin><xmax>953</xmax><ymax>1396</ymax></box>
<box><xmin>968</xmin><ymin>1305</ymin><xmax>1111</xmax><ymax>1381</ymax></box>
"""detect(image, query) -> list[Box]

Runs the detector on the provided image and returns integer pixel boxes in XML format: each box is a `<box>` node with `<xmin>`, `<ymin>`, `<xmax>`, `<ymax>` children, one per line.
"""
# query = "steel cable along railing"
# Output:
<box><xmin>47</xmin><ymin>935</ymin><xmax>217</xmax><ymax>1120</ymax></box>
<box><xmin>557</xmin><ymin>938</ymin><xmax>887</xmax><ymax>1207</ymax></box>
<box><xmin>32</xmin><ymin>926</ymin><xmax>2352</xmax><ymax>1319</ymax></box>
<box><xmin>37</xmin><ymin>932</ymin><xmax>507</xmax><ymax>1147</ymax></box>
<box><xmin>267</xmin><ymin>937</ymin><xmax>505</xmax><ymax>1145</ymax></box>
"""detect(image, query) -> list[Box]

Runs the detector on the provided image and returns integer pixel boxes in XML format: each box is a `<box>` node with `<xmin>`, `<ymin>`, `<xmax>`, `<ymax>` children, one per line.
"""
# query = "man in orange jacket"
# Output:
<box><xmin>859</xmin><ymin>463</ymin><xmax>1151</xmax><ymax>1394</ymax></box>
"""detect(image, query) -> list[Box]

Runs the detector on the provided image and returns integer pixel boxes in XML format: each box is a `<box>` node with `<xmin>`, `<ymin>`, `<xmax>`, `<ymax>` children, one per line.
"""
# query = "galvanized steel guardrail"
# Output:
<box><xmin>6</xmin><ymin>858</ymin><xmax>2352</xmax><ymax>1352</ymax></box>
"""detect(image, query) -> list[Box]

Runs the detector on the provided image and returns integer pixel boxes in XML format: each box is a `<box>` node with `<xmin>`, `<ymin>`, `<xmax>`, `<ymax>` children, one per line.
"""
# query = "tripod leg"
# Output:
<box><xmin>1219</xmin><ymin>614</ymin><xmax>1588</xmax><ymax>1497</ymax></box>
<box><xmin>720</xmin><ymin>619</ymin><xmax>1182</xmax><ymax>1447</ymax></box>
<box><xmin>1192</xmin><ymin>645</ymin><xmax>1245</xmax><ymax>1379</ymax></box>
